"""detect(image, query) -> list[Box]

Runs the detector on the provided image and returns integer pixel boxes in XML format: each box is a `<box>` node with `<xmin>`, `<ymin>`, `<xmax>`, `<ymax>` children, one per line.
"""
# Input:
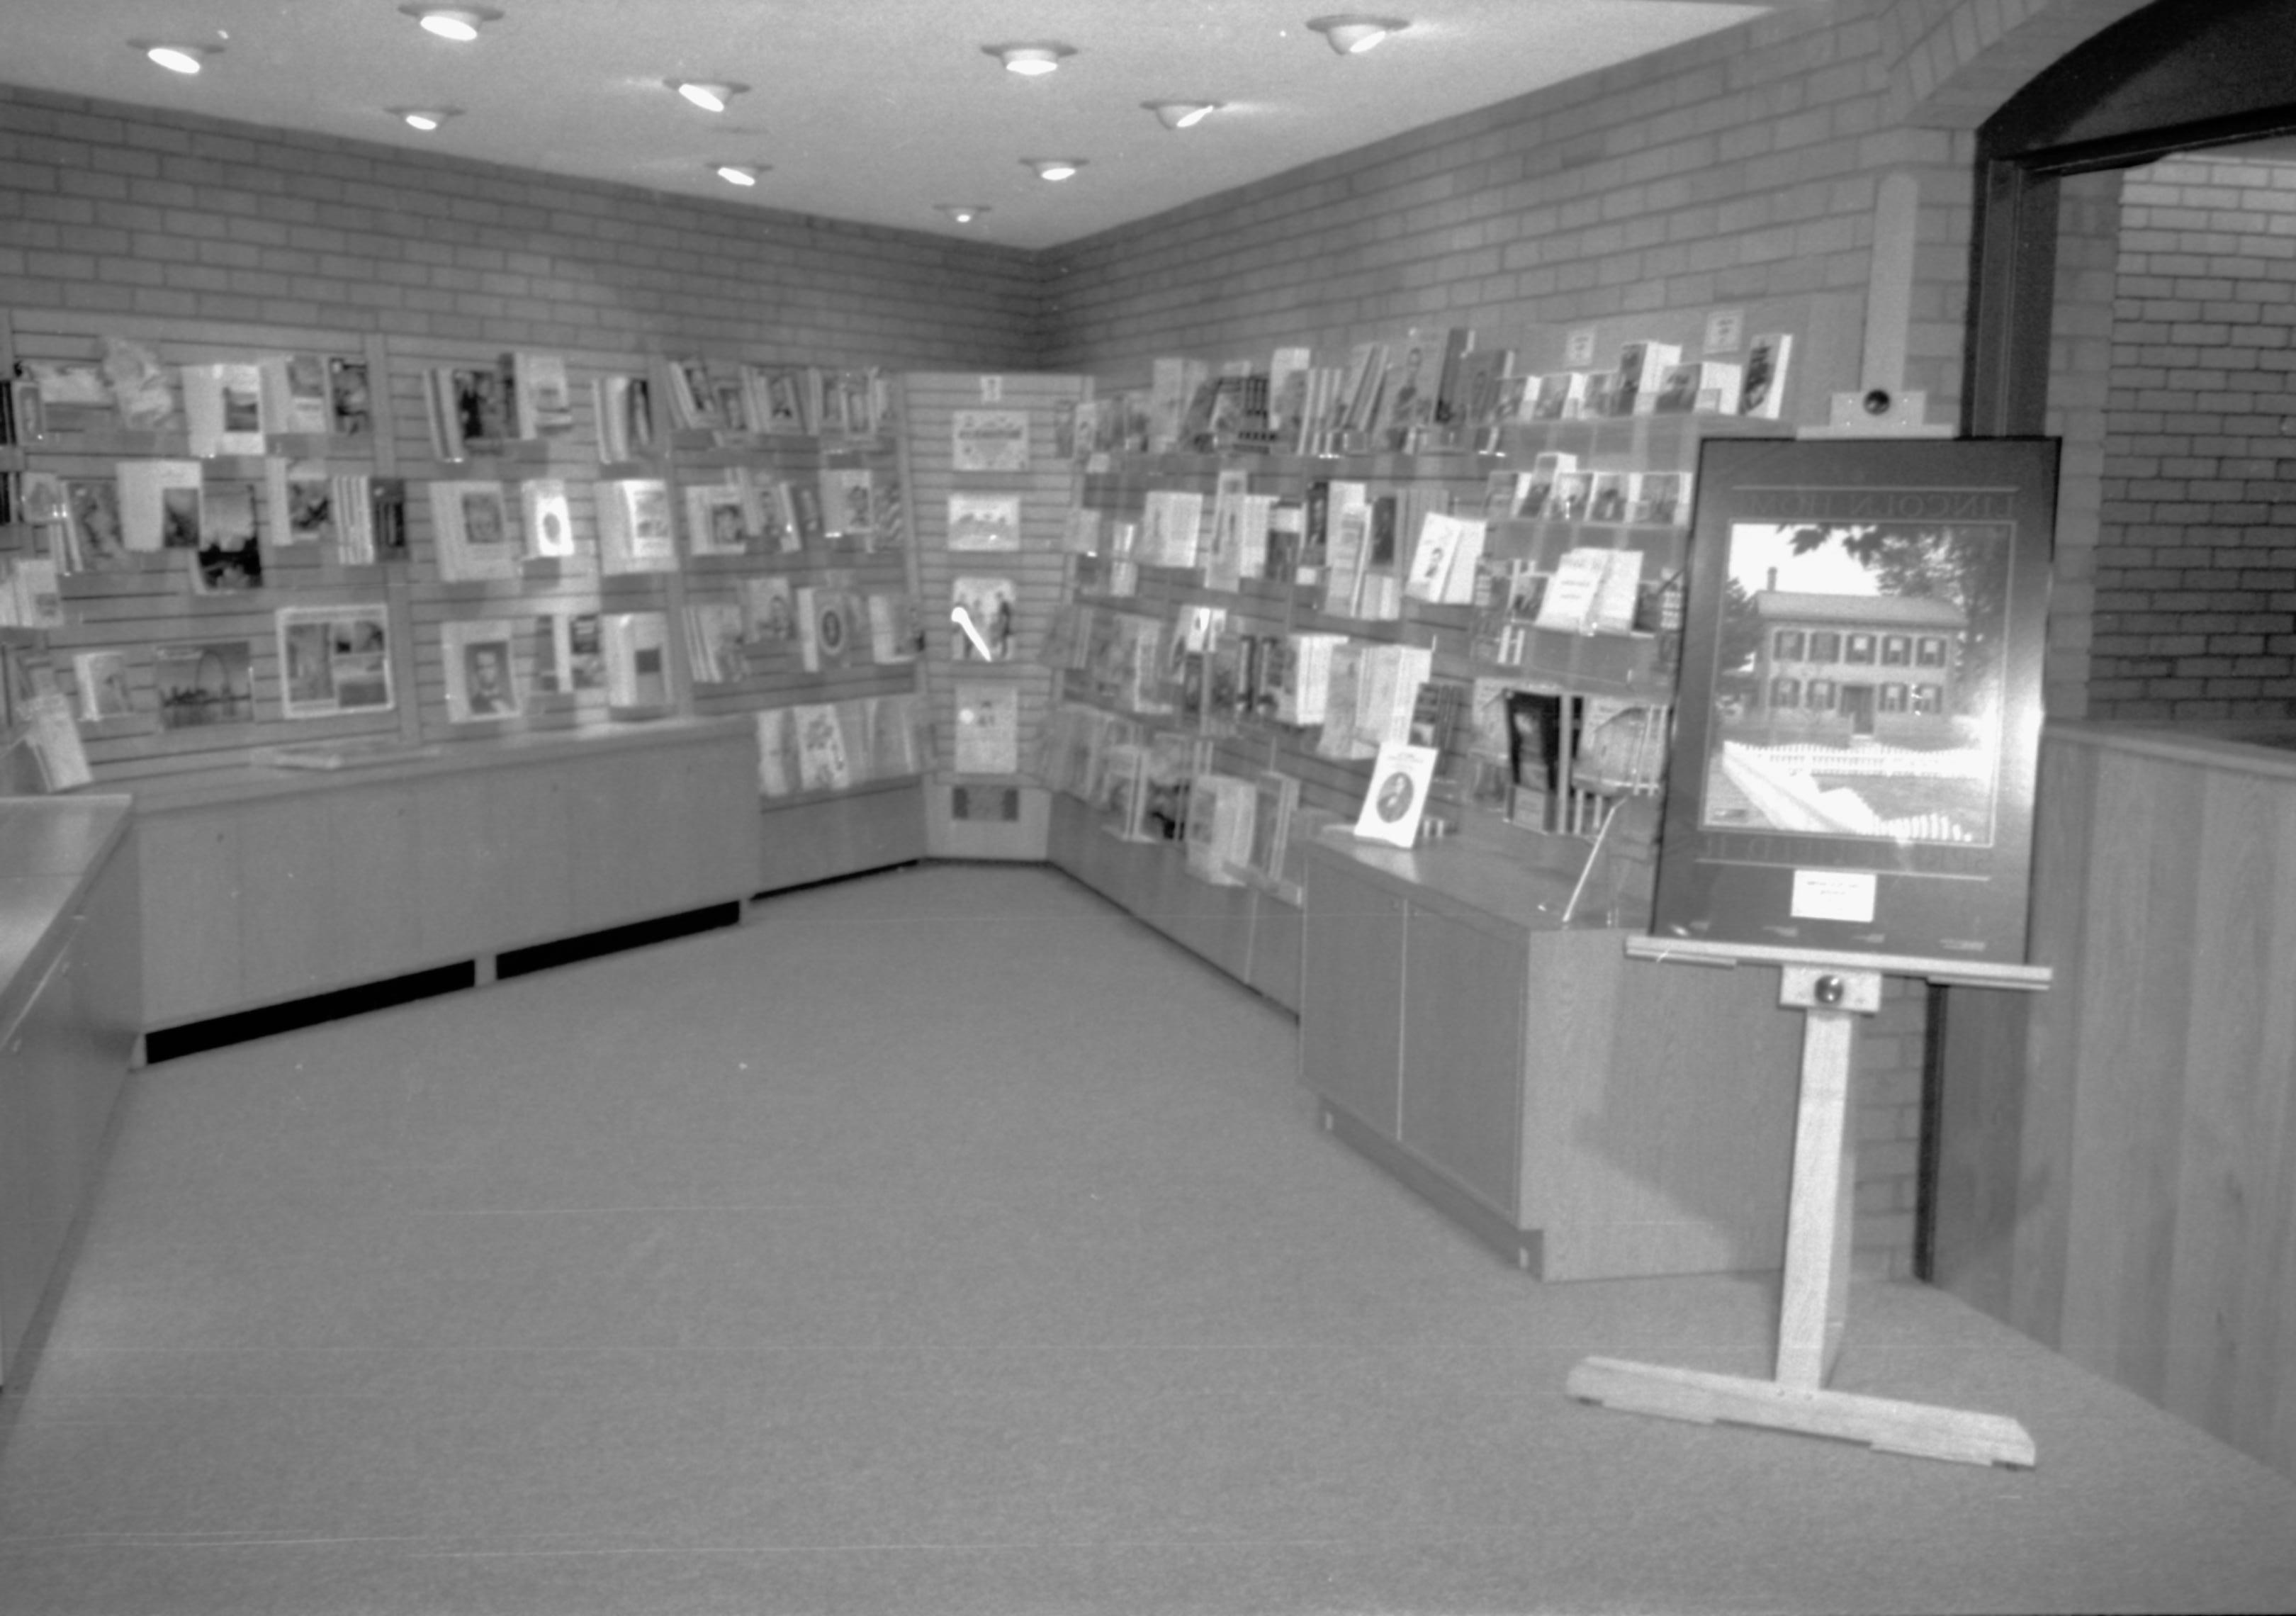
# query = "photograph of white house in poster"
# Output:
<box><xmin>1705</xmin><ymin>525</ymin><xmax>2000</xmax><ymax>846</ymax></box>
<box><xmin>1653</xmin><ymin>437</ymin><xmax>2057</xmax><ymax>964</ymax></box>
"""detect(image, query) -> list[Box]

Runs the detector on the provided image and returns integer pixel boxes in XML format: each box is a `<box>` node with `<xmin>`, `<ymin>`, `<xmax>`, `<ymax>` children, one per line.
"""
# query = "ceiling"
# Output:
<box><xmin>3</xmin><ymin>1</ymin><xmax>1818</xmax><ymax>250</ymax></box>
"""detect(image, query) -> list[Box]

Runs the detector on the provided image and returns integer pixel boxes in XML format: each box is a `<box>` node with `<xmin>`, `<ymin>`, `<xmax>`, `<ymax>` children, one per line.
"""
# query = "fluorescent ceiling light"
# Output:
<box><xmin>937</xmin><ymin>206</ymin><xmax>989</xmax><ymax>224</ymax></box>
<box><xmin>399</xmin><ymin>6</ymin><xmax>502</xmax><ymax>43</ymax></box>
<box><xmin>1145</xmin><ymin>101</ymin><xmax>1218</xmax><ymax>130</ymax></box>
<box><xmin>1025</xmin><ymin>158</ymin><xmax>1084</xmax><ymax>182</ymax></box>
<box><xmin>1307</xmin><ymin>15</ymin><xmax>1409</xmax><ymax>55</ymax></box>
<box><xmin>984</xmin><ymin>43</ymin><xmax>1076</xmax><ymax>77</ymax></box>
<box><xmin>714</xmin><ymin>164</ymin><xmax>765</xmax><ymax>186</ymax></box>
<box><xmin>135</xmin><ymin>42</ymin><xmax>220</xmax><ymax>75</ymax></box>
<box><xmin>675</xmin><ymin>81</ymin><xmax>748</xmax><ymax>113</ymax></box>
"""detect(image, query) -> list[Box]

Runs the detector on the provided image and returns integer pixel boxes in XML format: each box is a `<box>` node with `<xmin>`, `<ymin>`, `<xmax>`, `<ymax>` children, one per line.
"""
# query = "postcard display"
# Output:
<box><xmin>901</xmin><ymin>374</ymin><xmax>1087</xmax><ymax>859</ymax></box>
<box><xmin>1036</xmin><ymin>304</ymin><xmax>1875</xmax><ymax>1279</ymax></box>
<box><xmin>1568</xmin><ymin>435</ymin><xmax>2061</xmax><ymax>1469</ymax></box>
<box><xmin>0</xmin><ymin>310</ymin><xmax>930</xmax><ymax>1030</ymax></box>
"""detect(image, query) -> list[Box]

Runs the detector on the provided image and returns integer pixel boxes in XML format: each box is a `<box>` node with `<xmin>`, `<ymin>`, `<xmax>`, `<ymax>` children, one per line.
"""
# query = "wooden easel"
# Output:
<box><xmin>1566</xmin><ymin>936</ymin><xmax>2052</xmax><ymax>1468</ymax></box>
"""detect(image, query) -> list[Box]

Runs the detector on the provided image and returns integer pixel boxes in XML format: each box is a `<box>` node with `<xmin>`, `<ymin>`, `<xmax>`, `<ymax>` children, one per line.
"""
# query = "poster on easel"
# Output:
<box><xmin>1651</xmin><ymin>436</ymin><xmax>2059</xmax><ymax>965</ymax></box>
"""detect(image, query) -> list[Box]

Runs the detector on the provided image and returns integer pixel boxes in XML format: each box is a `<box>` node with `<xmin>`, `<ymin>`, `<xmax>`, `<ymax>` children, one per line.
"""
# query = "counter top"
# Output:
<box><xmin>0</xmin><ymin>795</ymin><xmax>134</xmax><ymax>1030</ymax></box>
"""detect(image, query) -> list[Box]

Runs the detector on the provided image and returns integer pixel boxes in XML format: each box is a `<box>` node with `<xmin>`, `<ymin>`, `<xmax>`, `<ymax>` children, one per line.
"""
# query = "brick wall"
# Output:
<box><xmin>2088</xmin><ymin>153</ymin><xmax>2296</xmax><ymax>722</ymax></box>
<box><xmin>0</xmin><ymin>84</ymin><xmax>1045</xmax><ymax>371</ymax></box>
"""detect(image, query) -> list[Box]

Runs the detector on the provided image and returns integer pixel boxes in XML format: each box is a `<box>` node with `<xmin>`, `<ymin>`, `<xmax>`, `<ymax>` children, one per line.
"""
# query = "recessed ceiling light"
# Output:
<box><xmin>937</xmin><ymin>205</ymin><xmax>989</xmax><ymax>224</ymax></box>
<box><xmin>392</xmin><ymin>107</ymin><xmax>461</xmax><ymax>131</ymax></box>
<box><xmin>984</xmin><ymin>42</ymin><xmax>1076</xmax><ymax>77</ymax></box>
<box><xmin>674</xmin><ymin>80</ymin><xmax>748</xmax><ymax>113</ymax></box>
<box><xmin>1307</xmin><ymin>15</ymin><xmax>1409</xmax><ymax>55</ymax></box>
<box><xmin>398</xmin><ymin>5</ymin><xmax>502</xmax><ymax>43</ymax></box>
<box><xmin>714</xmin><ymin>164</ymin><xmax>767</xmax><ymax>187</ymax></box>
<box><xmin>1144</xmin><ymin>101</ymin><xmax>1219</xmax><ymax>130</ymax></box>
<box><xmin>134</xmin><ymin>41</ymin><xmax>222</xmax><ymax>75</ymax></box>
<box><xmin>1025</xmin><ymin>158</ymin><xmax>1084</xmax><ymax>182</ymax></box>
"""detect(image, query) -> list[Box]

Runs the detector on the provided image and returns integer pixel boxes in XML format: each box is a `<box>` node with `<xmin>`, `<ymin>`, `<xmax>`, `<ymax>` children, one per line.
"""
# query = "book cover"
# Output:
<box><xmin>520</xmin><ymin>478</ymin><xmax>578</xmax><ymax>560</ymax></box>
<box><xmin>183</xmin><ymin>361</ymin><xmax>267</xmax><ymax>456</ymax></box>
<box><xmin>595</xmin><ymin>478</ymin><xmax>677</xmax><ymax>573</ymax></box>
<box><xmin>601</xmin><ymin>611</ymin><xmax>671</xmax><ymax>709</ymax></box>
<box><xmin>259</xmin><ymin>354</ymin><xmax>334</xmax><ymax>436</ymax></box>
<box><xmin>1535</xmin><ymin>547</ymin><xmax>1612</xmax><ymax>633</ymax></box>
<box><xmin>1353</xmin><ymin>741</ymin><xmax>1439</xmax><ymax>848</ymax></box>
<box><xmin>746</xmin><ymin>480</ymin><xmax>800</xmax><ymax>552</ymax></box>
<box><xmin>951</xmin><ymin>408</ymin><xmax>1029</xmax><ymax>472</ymax></box>
<box><xmin>754</xmin><ymin>706</ymin><xmax>799</xmax><ymax>797</ymax></box>
<box><xmin>818</xmin><ymin>467</ymin><xmax>876</xmax><ymax>549</ymax></box>
<box><xmin>795</xmin><ymin>584</ymin><xmax>861</xmax><ymax>672</ymax></box>
<box><xmin>1739</xmin><ymin>333</ymin><xmax>1794</xmax><ymax>419</ymax></box>
<box><xmin>531</xmin><ymin>610</ymin><xmax>605</xmax><ymax>695</ymax></box>
<box><xmin>193</xmin><ymin>482</ymin><xmax>264</xmax><ymax>593</ymax></box>
<box><xmin>506</xmin><ymin>352</ymin><xmax>575</xmax><ymax>437</ymax></box>
<box><xmin>72</xmin><ymin>650</ymin><xmax>133</xmax><ymax>722</ymax></box>
<box><xmin>1587</xmin><ymin>471</ymin><xmax>1632</xmax><ymax>524</ymax></box>
<box><xmin>327</xmin><ymin>357</ymin><xmax>372</xmax><ymax>435</ymax></box>
<box><xmin>950</xmin><ymin>575</ymin><xmax>1016</xmax><ymax>661</ymax></box>
<box><xmin>682</xmin><ymin>601</ymin><xmax>748</xmax><ymax>684</ymax></box>
<box><xmin>947</xmin><ymin>492</ymin><xmax>1022</xmax><ymax>551</ymax></box>
<box><xmin>1183</xmin><ymin>774</ymin><xmax>1256</xmax><ymax>887</ymax></box>
<box><xmin>64</xmin><ymin>478</ymin><xmax>129</xmax><ymax>570</ymax></box>
<box><xmin>152</xmin><ymin>639</ymin><xmax>256</xmax><ymax>729</ymax></box>
<box><xmin>441</xmin><ymin>618</ymin><xmax>522</xmax><ymax>722</ymax></box>
<box><xmin>116</xmin><ymin>460</ymin><xmax>205</xmax><ymax>552</ymax></box>
<box><xmin>790</xmin><ymin>702</ymin><xmax>854</xmax><ymax>791</ymax></box>
<box><xmin>866</xmin><ymin>591</ymin><xmax>921</xmax><ymax>663</ymax></box>
<box><xmin>740</xmin><ymin>575</ymin><xmax>798</xmax><ymax>658</ymax></box>
<box><xmin>16</xmin><ymin>691</ymin><xmax>91</xmax><ymax>792</ymax></box>
<box><xmin>429</xmin><ymin>481</ymin><xmax>517</xmax><ymax>582</ymax></box>
<box><xmin>952</xmin><ymin>681</ymin><xmax>1018</xmax><ymax>775</ymax></box>
<box><xmin>277</xmin><ymin>605</ymin><xmax>393</xmax><ymax>718</ymax></box>
<box><xmin>684</xmin><ymin>483</ymin><xmax>751</xmax><ymax>557</ymax></box>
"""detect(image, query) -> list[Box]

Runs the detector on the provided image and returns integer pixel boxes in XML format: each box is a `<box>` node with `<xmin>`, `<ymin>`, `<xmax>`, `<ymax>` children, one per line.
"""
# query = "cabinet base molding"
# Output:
<box><xmin>1322</xmin><ymin>1101</ymin><xmax>1543</xmax><ymax>1274</ymax></box>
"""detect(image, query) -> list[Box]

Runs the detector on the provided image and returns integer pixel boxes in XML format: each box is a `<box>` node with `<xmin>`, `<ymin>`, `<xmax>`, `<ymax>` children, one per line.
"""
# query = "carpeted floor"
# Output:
<box><xmin>1</xmin><ymin>863</ymin><xmax>2291</xmax><ymax>1615</ymax></box>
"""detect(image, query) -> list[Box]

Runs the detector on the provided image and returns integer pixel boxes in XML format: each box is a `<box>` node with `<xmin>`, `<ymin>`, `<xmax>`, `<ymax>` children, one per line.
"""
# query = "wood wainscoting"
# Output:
<box><xmin>1935</xmin><ymin>720</ymin><xmax>2296</xmax><ymax>1481</ymax></box>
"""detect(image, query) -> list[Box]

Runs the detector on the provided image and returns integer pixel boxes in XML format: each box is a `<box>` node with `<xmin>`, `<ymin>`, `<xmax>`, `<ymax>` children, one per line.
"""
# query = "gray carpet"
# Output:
<box><xmin>1</xmin><ymin>863</ymin><xmax>2291</xmax><ymax>1615</ymax></box>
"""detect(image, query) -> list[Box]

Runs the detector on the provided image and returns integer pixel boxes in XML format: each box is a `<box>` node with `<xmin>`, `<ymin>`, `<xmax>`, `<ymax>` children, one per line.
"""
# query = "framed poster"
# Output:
<box><xmin>1650</xmin><ymin>436</ymin><xmax>2059</xmax><ymax>963</ymax></box>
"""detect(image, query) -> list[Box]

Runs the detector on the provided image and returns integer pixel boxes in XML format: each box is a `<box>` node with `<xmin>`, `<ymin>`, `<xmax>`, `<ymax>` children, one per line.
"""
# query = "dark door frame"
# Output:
<box><xmin>1923</xmin><ymin>0</ymin><xmax>2296</xmax><ymax>1280</ymax></box>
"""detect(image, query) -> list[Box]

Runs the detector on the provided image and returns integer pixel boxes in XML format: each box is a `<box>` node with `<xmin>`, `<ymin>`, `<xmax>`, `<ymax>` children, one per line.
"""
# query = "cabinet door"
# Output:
<box><xmin>1299</xmin><ymin>855</ymin><xmax>1404</xmax><ymax>1135</ymax></box>
<box><xmin>1400</xmin><ymin>902</ymin><xmax>1528</xmax><ymax>1221</ymax></box>
<box><xmin>137</xmin><ymin>808</ymin><xmax>243</xmax><ymax>1026</ymax></box>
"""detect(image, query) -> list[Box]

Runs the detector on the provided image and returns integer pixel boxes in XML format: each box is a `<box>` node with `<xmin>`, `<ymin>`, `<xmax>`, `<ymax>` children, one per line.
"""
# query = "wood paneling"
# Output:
<box><xmin>1937</xmin><ymin>722</ymin><xmax>2296</xmax><ymax>1479</ymax></box>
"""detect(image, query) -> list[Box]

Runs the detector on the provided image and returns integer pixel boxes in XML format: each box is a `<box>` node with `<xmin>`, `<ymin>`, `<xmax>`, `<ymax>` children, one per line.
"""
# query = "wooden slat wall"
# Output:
<box><xmin>1937</xmin><ymin>723</ymin><xmax>2296</xmax><ymax>1481</ymax></box>
<box><xmin>6</xmin><ymin>310</ymin><xmax>925</xmax><ymax>793</ymax></box>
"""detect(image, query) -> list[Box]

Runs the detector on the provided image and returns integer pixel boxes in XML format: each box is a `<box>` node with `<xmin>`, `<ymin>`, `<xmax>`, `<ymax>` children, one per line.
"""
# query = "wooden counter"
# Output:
<box><xmin>0</xmin><ymin>795</ymin><xmax>140</xmax><ymax>1384</ymax></box>
<box><xmin>1935</xmin><ymin>719</ymin><xmax>2296</xmax><ymax>1479</ymax></box>
<box><xmin>1300</xmin><ymin>827</ymin><xmax>1806</xmax><ymax>1280</ymax></box>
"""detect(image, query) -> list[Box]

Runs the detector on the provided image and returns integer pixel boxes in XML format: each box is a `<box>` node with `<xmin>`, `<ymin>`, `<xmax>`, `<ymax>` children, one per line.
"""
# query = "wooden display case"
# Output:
<box><xmin>1300</xmin><ymin>827</ymin><xmax>1806</xmax><ymax>1279</ymax></box>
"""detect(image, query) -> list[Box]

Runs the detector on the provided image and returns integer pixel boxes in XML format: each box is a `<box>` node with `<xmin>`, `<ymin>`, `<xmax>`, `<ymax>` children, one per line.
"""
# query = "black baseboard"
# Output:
<box><xmin>142</xmin><ymin>961</ymin><xmax>478</xmax><ymax>1065</ymax></box>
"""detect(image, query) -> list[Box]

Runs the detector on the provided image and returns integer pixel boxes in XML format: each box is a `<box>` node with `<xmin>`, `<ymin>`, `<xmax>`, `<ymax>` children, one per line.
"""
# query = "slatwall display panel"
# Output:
<box><xmin>4</xmin><ymin>311</ymin><xmax>414</xmax><ymax>782</ymax></box>
<box><xmin>902</xmin><ymin>372</ymin><xmax>1084</xmax><ymax>785</ymax></box>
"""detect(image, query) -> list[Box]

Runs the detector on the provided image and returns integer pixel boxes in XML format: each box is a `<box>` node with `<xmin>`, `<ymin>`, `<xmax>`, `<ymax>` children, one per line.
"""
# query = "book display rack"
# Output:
<box><xmin>1</xmin><ymin>307</ymin><xmax>931</xmax><ymax>1038</ymax></box>
<box><xmin>1034</xmin><ymin>300</ymin><xmax>1867</xmax><ymax>1275</ymax></box>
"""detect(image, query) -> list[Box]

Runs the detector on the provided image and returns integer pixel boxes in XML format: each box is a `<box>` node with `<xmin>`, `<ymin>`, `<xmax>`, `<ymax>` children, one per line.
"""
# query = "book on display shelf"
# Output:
<box><xmin>530</xmin><ymin>610</ymin><xmax>604</xmax><ymax>696</ymax></box>
<box><xmin>950</xmin><ymin>576</ymin><xmax>1016</xmax><ymax>662</ymax></box>
<box><xmin>441</xmin><ymin>618</ymin><xmax>522</xmax><ymax>723</ymax></box>
<box><xmin>257</xmin><ymin>354</ymin><xmax>334</xmax><ymax>437</ymax></box>
<box><xmin>1183</xmin><ymin>773</ymin><xmax>1257</xmax><ymax>887</ymax></box>
<box><xmin>72</xmin><ymin>649</ymin><xmax>133</xmax><ymax>722</ymax></box>
<box><xmin>1352</xmin><ymin>741</ymin><xmax>1439</xmax><ymax>850</ymax></box>
<box><xmin>182</xmin><ymin>361</ymin><xmax>267</xmax><ymax>457</ymax></box>
<box><xmin>594</xmin><ymin>478</ymin><xmax>677</xmax><ymax>573</ymax></box>
<box><xmin>600</xmin><ymin>611</ymin><xmax>671</xmax><ymax>709</ymax></box>
<box><xmin>794</xmin><ymin>583</ymin><xmax>863</xmax><ymax>673</ymax></box>
<box><xmin>684</xmin><ymin>483</ymin><xmax>751</xmax><ymax>558</ymax></box>
<box><xmin>190</xmin><ymin>482</ymin><xmax>262</xmax><ymax>593</ymax></box>
<box><xmin>427</xmin><ymin>481</ymin><xmax>517</xmax><ymax>583</ymax></box>
<box><xmin>116</xmin><ymin>460</ymin><xmax>204</xmax><ymax>553</ymax></box>
<box><xmin>276</xmin><ymin>605</ymin><xmax>393</xmax><ymax>719</ymax></box>
<box><xmin>682</xmin><ymin>601</ymin><xmax>748</xmax><ymax>685</ymax></box>
<box><xmin>789</xmin><ymin>701</ymin><xmax>854</xmax><ymax>791</ymax></box>
<box><xmin>1738</xmin><ymin>333</ymin><xmax>1794</xmax><ymax>419</ymax></box>
<box><xmin>327</xmin><ymin>357</ymin><xmax>372</xmax><ymax>436</ymax></box>
<box><xmin>519</xmin><ymin>479</ymin><xmax>578</xmax><ymax>561</ymax></box>
<box><xmin>952</xmin><ymin>680</ymin><xmax>1020</xmax><ymax>775</ymax></box>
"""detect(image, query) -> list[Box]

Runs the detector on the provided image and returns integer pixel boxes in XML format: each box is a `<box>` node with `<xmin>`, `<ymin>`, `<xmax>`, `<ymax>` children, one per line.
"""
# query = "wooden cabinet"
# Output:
<box><xmin>0</xmin><ymin>800</ymin><xmax>140</xmax><ymax>1384</ymax></box>
<box><xmin>131</xmin><ymin>719</ymin><xmax>758</xmax><ymax>1033</ymax></box>
<box><xmin>1301</xmin><ymin>833</ymin><xmax>1805</xmax><ymax>1279</ymax></box>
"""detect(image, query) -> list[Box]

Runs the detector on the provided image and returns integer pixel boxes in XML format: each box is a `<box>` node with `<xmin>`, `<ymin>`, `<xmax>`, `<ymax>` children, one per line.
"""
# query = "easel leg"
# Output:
<box><xmin>1777</xmin><ymin>1006</ymin><xmax>1852</xmax><ymax>1390</ymax></box>
<box><xmin>1565</xmin><ymin>964</ymin><xmax>2035</xmax><ymax>1469</ymax></box>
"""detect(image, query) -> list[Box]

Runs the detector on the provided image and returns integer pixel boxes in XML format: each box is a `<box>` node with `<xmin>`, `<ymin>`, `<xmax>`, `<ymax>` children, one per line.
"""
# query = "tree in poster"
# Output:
<box><xmin>1782</xmin><ymin>522</ymin><xmax>2010</xmax><ymax>721</ymax></box>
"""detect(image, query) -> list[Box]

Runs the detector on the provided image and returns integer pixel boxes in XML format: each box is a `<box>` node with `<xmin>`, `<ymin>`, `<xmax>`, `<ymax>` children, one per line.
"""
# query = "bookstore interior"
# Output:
<box><xmin>4</xmin><ymin>0</ymin><xmax>2296</xmax><ymax>1497</ymax></box>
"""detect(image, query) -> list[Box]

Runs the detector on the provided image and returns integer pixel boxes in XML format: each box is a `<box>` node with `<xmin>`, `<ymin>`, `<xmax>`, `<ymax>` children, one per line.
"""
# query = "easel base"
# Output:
<box><xmin>1567</xmin><ymin>1356</ymin><xmax>2037</xmax><ymax>1469</ymax></box>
